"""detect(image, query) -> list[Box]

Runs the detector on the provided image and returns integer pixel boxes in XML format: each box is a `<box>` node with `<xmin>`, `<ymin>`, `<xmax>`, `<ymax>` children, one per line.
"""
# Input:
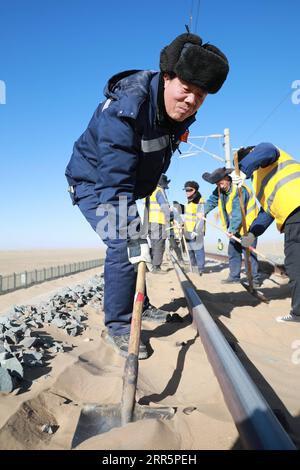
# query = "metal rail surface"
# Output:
<box><xmin>171</xmin><ymin>254</ymin><xmax>296</xmax><ymax>450</ymax></box>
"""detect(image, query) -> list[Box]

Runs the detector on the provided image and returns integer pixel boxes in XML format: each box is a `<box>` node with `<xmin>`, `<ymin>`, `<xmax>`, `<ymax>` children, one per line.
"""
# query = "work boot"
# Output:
<box><xmin>221</xmin><ymin>277</ymin><xmax>240</xmax><ymax>284</ymax></box>
<box><xmin>276</xmin><ymin>312</ymin><xmax>300</xmax><ymax>323</ymax></box>
<box><xmin>102</xmin><ymin>331</ymin><xmax>148</xmax><ymax>359</ymax></box>
<box><xmin>252</xmin><ymin>280</ymin><xmax>262</xmax><ymax>289</ymax></box>
<box><xmin>241</xmin><ymin>278</ymin><xmax>262</xmax><ymax>289</ymax></box>
<box><xmin>151</xmin><ymin>266</ymin><xmax>168</xmax><ymax>274</ymax></box>
<box><xmin>142</xmin><ymin>304</ymin><xmax>170</xmax><ymax>322</ymax></box>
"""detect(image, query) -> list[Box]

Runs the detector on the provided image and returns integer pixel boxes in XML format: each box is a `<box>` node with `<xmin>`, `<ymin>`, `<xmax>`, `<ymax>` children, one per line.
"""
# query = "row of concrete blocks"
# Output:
<box><xmin>0</xmin><ymin>274</ymin><xmax>104</xmax><ymax>393</ymax></box>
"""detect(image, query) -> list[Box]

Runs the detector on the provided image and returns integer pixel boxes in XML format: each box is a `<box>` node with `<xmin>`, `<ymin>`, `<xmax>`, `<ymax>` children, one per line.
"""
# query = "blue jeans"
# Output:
<box><xmin>228</xmin><ymin>237</ymin><xmax>259</xmax><ymax>282</ymax></box>
<box><xmin>74</xmin><ymin>183</ymin><xmax>149</xmax><ymax>336</ymax></box>
<box><xmin>186</xmin><ymin>239</ymin><xmax>205</xmax><ymax>273</ymax></box>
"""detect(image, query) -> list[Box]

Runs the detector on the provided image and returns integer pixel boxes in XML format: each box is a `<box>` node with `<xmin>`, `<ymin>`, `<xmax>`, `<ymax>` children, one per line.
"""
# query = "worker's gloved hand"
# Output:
<box><xmin>127</xmin><ymin>238</ymin><xmax>153</xmax><ymax>271</ymax></box>
<box><xmin>241</xmin><ymin>232</ymin><xmax>255</xmax><ymax>248</ymax></box>
<box><xmin>229</xmin><ymin>170</ymin><xmax>246</xmax><ymax>188</ymax></box>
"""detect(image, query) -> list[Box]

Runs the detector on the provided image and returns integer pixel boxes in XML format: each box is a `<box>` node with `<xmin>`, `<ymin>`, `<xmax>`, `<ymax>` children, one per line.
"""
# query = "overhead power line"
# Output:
<box><xmin>243</xmin><ymin>89</ymin><xmax>292</xmax><ymax>145</ymax></box>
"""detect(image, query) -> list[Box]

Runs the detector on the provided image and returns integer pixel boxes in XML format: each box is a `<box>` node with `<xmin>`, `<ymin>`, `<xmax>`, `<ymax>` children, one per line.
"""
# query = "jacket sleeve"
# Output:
<box><xmin>94</xmin><ymin>101</ymin><xmax>141</xmax><ymax>240</ymax></box>
<box><xmin>204</xmin><ymin>188</ymin><xmax>219</xmax><ymax>215</ymax></box>
<box><xmin>249</xmin><ymin>207</ymin><xmax>275</xmax><ymax>237</ymax></box>
<box><xmin>239</xmin><ymin>143</ymin><xmax>280</xmax><ymax>178</ymax></box>
<box><xmin>156</xmin><ymin>189</ymin><xmax>170</xmax><ymax>219</ymax></box>
<box><xmin>228</xmin><ymin>186</ymin><xmax>249</xmax><ymax>233</ymax></box>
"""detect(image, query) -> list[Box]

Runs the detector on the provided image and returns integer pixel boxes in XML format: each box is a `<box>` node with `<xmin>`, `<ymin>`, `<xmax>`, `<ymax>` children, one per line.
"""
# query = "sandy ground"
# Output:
<box><xmin>0</xmin><ymin>249</ymin><xmax>299</xmax><ymax>450</ymax></box>
<box><xmin>0</xmin><ymin>248</ymin><xmax>106</xmax><ymax>275</ymax></box>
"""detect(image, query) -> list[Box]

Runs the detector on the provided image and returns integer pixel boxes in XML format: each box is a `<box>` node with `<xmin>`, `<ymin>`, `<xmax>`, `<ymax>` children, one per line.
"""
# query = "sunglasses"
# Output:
<box><xmin>185</xmin><ymin>188</ymin><xmax>194</xmax><ymax>192</ymax></box>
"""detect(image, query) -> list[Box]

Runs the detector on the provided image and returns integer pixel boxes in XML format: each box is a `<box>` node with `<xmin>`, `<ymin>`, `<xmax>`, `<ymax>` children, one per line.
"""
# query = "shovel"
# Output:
<box><xmin>72</xmin><ymin>261</ymin><xmax>175</xmax><ymax>448</ymax></box>
<box><xmin>201</xmin><ymin>216</ymin><xmax>284</xmax><ymax>275</ymax></box>
<box><xmin>166</xmin><ymin>221</ymin><xmax>194</xmax><ymax>272</ymax></box>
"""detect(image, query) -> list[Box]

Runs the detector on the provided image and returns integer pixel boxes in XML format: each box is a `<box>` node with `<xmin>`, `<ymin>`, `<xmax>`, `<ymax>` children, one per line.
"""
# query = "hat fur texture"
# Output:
<box><xmin>160</xmin><ymin>33</ymin><xmax>229</xmax><ymax>94</ymax></box>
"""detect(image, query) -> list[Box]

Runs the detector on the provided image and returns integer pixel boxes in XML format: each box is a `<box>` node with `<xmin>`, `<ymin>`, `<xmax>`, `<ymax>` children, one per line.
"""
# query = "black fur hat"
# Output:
<box><xmin>160</xmin><ymin>33</ymin><xmax>229</xmax><ymax>94</ymax></box>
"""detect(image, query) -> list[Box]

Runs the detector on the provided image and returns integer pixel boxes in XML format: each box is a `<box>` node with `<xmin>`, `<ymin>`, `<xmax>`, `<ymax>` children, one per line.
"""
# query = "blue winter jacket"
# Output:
<box><xmin>65</xmin><ymin>70</ymin><xmax>195</xmax><ymax>235</ymax></box>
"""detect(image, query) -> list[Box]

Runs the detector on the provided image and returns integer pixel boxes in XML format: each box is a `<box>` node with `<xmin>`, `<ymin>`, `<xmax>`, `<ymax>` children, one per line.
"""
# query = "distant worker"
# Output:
<box><xmin>202</xmin><ymin>167</ymin><xmax>261</xmax><ymax>287</ymax></box>
<box><xmin>65</xmin><ymin>32</ymin><xmax>229</xmax><ymax>358</ymax></box>
<box><xmin>183</xmin><ymin>181</ymin><xmax>206</xmax><ymax>275</ymax></box>
<box><xmin>230</xmin><ymin>143</ymin><xmax>300</xmax><ymax>323</ymax></box>
<box><xmin>169</xmin><ymin>200</ymin><xmax>184</xmax><ymax>262</ymax></box>
<box><xmin>147</xmin><ymin>174</ymin><xmax>170</xmax><ymax>273</ymax></box>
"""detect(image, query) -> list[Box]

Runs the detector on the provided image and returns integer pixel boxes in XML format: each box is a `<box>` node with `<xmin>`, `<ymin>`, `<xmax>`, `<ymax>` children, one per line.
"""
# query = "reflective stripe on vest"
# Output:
<box><xmin>218</xmin><ymin>184</ymin><xmax>259</xmax><ymax>235</ymax></box>
<box><xmin>184</xmin><ymin>198</ymin><xmax>205</xmax><ymax>233</ymax></box>
<box><xmin>148</xmin><ymin>188</ymin><xmax>167</xmax><ymax>224</ymax></box>
<box><xmin>252</xmin><ymin>149</ymin><xmax>300</xmax><ymax>231</ymax></box>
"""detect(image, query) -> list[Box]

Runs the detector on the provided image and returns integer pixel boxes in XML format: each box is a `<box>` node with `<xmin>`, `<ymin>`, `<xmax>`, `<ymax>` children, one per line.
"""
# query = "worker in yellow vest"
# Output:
<box><xmin>183</xmin><ymin>181</ymin><xmax>206</xmax><ymax>275</ymax></box>
<box><xmin>147</xmin><ymin>174</ymin><xmax>170</xmax><ymax>273</ymax></box>
<box><xmin>230</xmin><ymin>143</ymin><xmax>300</xmax><ymax>323</ymax></box>
<box><xmin>202</xmin><ymin>167</ymin><xmax>260</xmax><ymax>287</ymax></box>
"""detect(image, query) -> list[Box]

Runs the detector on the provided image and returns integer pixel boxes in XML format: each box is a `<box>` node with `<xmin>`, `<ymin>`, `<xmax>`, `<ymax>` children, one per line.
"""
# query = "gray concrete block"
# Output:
<box><xmin>19</xmin><ymin>337</ymin><xmax>38</xmax><ymax>348</ymax></box>
<box><xmin>51</xmin><ymin>318</ymin><xmax>67</xmax><ymax>328</ymax></box>
<box><xmin>0</xmin><ymin>367</ymin><xmax>14</xmax><ymax>393</ymax></box>
<box><xmin>1</xmin><ymin>357</ymin><xmax>24</xmax><ymax>379</ymax></box>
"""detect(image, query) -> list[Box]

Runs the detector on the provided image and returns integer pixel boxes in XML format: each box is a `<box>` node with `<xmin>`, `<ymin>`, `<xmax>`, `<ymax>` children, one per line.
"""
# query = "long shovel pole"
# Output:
<box><xmin>168</xmin><ymin>220</ymin><xmax>193</xmax><ymax>272</ymax></box>
<box><xmin>121</xmin><ymin>261</ymin><xmax>146</xmax><ymax>426</ymax></box>
<box><xmin>201</xmin><ymin>216</ymin><xmax>277</xmax><ymax>268</ymax></box>
<box><xmin>233</xmin><ymin>152</ymin><xmax>254</xmax><ymax>293</ymax></box>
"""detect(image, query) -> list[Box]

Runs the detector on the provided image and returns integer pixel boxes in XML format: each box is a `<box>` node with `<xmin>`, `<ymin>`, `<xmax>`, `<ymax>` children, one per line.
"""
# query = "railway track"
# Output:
<box><xmin>170</xmin><ymin>252</ymin><xmax>295</xmax><ymax>450</ymax></box>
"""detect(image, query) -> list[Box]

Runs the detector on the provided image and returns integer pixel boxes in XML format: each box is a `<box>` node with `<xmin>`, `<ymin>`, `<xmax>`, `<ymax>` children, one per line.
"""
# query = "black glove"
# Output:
<box><xmin>241</xmin><ymin>232</ymin><xmax>255</xmax><ymax>248</ymax></box>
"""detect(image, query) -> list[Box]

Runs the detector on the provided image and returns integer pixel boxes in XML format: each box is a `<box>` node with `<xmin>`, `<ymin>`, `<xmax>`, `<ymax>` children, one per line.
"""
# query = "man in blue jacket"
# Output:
<box><xmin>202</xmin><ymin>167</ymin><xmax>261</xmax><ymax>287</ymax></box>
<box><xmin>65</xmin><ymin>33</ymin><xmax>229</xmax><ymax>358</ymax></box>
<box><xmin>230</xmin><ymin>143</ymin><xmax>300</xmax><ymax>323</ymax></box>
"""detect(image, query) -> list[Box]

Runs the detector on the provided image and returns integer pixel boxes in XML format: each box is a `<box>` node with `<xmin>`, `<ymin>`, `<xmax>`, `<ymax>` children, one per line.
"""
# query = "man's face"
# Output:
<box><xmin>163</xmin><ymin>75</ymin><xmax>207</xmax><ymax>122</ymax></box>
<box><xmin>185</xmin><ymin>187</ymin><xmax>196</xmax><ymax>199</ymax></box>
<box><xmin>217</xmin><ymin>177</ymin><xmax>231</xmax><ymax>192</ymax></box>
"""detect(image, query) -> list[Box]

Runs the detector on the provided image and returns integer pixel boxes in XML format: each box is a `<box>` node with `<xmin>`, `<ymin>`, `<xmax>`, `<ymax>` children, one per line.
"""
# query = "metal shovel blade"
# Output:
<box><xmin>72</xmin><ymin>402</ymin><xmax>175</xmax><ymax>448</ymax></box>
<box><xmin>241</xmin><ymin>281</ymin><xmax>269</xmax><ymax>303</ymax></box>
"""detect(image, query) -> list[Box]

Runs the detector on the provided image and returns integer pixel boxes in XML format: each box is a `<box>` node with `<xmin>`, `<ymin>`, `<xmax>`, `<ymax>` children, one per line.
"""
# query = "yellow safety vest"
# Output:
<box><xmin>184</xmin><ymin>198</ymin><xmax>205</xmax><ymax>233</ymax></box>
<box><xmin>218</xmin><ymin>184</ymin><xmax>258</xmax><ymax>235</ymax></box>
<box><xmin>148</xmin><ymin>187</ymin><xmax>167</xmax><ymax>225</ymax></box>
<box><xmin>252</xmin><ymin>149</ymin><xmax>300</xmax><ymax>232</ymax></box>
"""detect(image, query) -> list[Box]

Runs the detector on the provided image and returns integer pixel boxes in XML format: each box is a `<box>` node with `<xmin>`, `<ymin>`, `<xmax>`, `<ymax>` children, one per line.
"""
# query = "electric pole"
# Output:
<box><xmin>224</xmin><ymin>128</ymin><xmax>231</xmax><ymax>168</ymax></box>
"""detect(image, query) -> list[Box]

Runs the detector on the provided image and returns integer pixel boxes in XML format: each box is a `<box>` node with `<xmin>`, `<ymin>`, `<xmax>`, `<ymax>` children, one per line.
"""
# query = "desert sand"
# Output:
<box><xmin>0</xmin><ymin>248</ymin><xmax>106</xmax><ymax>275</ymax></box>
<box><xmin>0</xmin><ymin>246</ymin><xmax>299</xmax><ymax>450</ymax></box>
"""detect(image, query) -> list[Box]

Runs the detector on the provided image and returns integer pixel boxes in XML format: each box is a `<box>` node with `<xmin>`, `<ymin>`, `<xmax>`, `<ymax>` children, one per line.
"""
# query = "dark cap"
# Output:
<box><xmin>183</xmin><ymin>180</ymin><xmax>199</xmax><ymax>191</ymax></box>
<box><xmin>202</xmin><ymin>167</ymin><xmax>233</xmax><ymax>184</ymax></box>
<box><xmin>158</xmin><ymin>174</ymin><xmax>170</xmax><ymax>188</ymax></box>
<box><xmin>160</xmin><ymin>33</ymin><xmax>229</xmax><ymax>94</ymax></box>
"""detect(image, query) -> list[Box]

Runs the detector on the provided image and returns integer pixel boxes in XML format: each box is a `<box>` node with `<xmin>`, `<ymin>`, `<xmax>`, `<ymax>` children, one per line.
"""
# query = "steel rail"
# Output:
<box><xmin>170</xmin><ymin>253</ymin><xmax>296</xmax><ymax>450</ymax></box>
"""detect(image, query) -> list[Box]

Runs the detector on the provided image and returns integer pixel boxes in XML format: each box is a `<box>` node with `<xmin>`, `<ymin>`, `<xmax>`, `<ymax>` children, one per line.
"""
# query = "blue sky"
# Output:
<box><xmin>0</xmin><ymin>0</ymin><xmax>299</xmax><ymax>249</ymax></box>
